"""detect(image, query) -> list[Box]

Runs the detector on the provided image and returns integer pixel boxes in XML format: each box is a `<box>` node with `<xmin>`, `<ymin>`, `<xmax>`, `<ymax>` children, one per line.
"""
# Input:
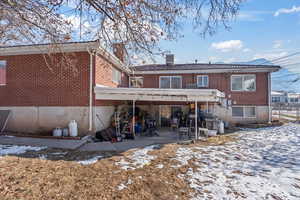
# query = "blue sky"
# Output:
<box><xmin>157</xmin><ymin>0</ymin><xmax>300</xmax><ymax>65</ymax></box>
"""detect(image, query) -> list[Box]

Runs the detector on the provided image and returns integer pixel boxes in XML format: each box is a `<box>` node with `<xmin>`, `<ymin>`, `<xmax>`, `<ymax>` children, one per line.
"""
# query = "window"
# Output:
<box><xmin>232</xmin><ymin>106</ymin><xmax>256</xmax><ymax>118</ymax></box>
<box><xmin>0</xmin><ymin>60</ymin><xmax>6</xmax><ymax>85</ymax></box>
<box><xmin>112</xmin><ymin>68</ymin><xmax>121</xmax><ymax>84</ymax></box>
<box><xmin>272</xmin><ymin>96</ymin><xmax>281</xmax><ymax>103</ymax></box>
<box><xmin>159</xmin><ymin>76</ymin><xmax>182</xmax><ymax>89</ymax></box>
<box><xmin>231</xmin><ymin>75</ymin><xmax>256</xmax><ymax>91</ymax></box>
<box><xmin>197</xmin><ymin>75</ymin><xmax>209</xmax><ymax>87</ymax></box>
<box><xmin>232</xmin><ymin>107</ymin><xmax>244</xmax><ymax>117</ymax></box>
<box><xmin>129</xmin><ymin>77</ymin><xmax>143</xmax><ymax>88</ymax></box>
<box><xmin>244</xmin><ymin>107</ymin><xmax>256</xmax><ymax>118</ymax></box>
<box><xmin>290</xmin><ymin>98</ymin><xmax>299</xmax><ymax>103</ymax></box>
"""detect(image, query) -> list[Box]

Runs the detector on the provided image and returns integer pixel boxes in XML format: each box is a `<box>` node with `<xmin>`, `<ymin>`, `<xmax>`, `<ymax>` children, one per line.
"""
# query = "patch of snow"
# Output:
<box><xmin>0</xmin><ymin>145</ymin><xmax>46</xmax><ymax>156</ymax></box>
<box><xmin>49</xmin><ymin>152</ymin><xmax>68</xmax><ymax>155</ymax></box>
<box><xmin>39</xmin><ymin>154</ymin><xmax>47</xmax><ymax>160</ymax></box>
<box><xmin>117</xmin><ymin>183</ymin><xmax>127</xmax><ymax>191</ymax></box>
<box><xmin>156</xmin><ymin>164</ymin><xmax>164</xmax><ymax>169</ymax></box>
<box><xmin>116</xmin><ymin>144</ymin><xmax>160</xmax><ymax>170</ymax></box>
<box><xmin>2</xmin><ymin>135</ymin><xmax>15</xmax><ymax>138</ymax></box>
<box><xmin>77</xmin><ymin>155</ymin><xmax>103</xmax><ymax>165</ymax></box>
<box><xmin>117</xmin><ymin>179</ymin><xmax>133</xmax><ymax>191</ymax></box>
<box><xmin>174</xmin><ymin>123</ymin><xmax>300</xmax><ymax>200</ymax></box>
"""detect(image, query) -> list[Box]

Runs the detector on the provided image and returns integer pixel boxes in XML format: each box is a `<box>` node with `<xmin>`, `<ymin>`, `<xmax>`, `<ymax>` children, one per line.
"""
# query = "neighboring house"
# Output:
<box><xmin>287</xmin><ymin>93</ymin><xmax>300</xmax><ymax>104</ymax></box>
<box><xmin>0</xmin><ymin>44</ymin><xmax>280</xmax><ymax>135</ymax></box>
<box><xmin>271</xmin><ymin>91</ymin><xmax>287</xmax><ymax>104</ymax></box>
<box><xmin>0</xmin><ymin>41</ymin><xmax>130</xmax><ymax>134</ymax></box>
<box><xmin>271</xmin><ymin>91</ymin><xmax>300</xmax><ymax>104</ymax></box>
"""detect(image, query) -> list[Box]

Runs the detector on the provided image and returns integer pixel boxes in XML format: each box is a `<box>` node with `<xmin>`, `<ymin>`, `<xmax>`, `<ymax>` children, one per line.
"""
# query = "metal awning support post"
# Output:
<box><xmin>195</xmin><ymin>100</ymin><xmax>198</xmax><ymax>140</ymax></box>
<box><xmin>206</xmin><ymin>101</ymin><xmax>209</xmax><ymax>113</ymax></box>
<box><xmin>132</xmin><ymin>100</ymin><xmax>136</xmax><ymax>135</ymax></box>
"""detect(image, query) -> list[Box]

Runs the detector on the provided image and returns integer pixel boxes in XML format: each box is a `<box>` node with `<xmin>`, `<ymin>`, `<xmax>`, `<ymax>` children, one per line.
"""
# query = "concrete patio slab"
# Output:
<box><xmin>0</xmin><ymin>136</ymin><xmax>87</xmax><ymax>150</ymax></box>
<box><xmin>78</xmin><ymin>142</ymin><xmax>117</xmax><ymax>151</ymax></box>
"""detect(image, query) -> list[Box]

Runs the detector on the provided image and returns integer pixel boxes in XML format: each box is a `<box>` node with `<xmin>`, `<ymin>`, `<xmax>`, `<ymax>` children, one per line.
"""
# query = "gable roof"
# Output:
<box><xmin>132</xmin><ymin>63</ymin><xmax>281</xmax><ymax>74</ymax></box>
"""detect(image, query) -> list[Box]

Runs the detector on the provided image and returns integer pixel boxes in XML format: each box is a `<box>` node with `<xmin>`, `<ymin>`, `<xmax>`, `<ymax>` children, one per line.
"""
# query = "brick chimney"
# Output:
<box><xmin>112</xmin><ymin>43</ymin><xmax>125</xmax><ymax>62</ymax></box>
<box><xmin>166</xmin><ymin>54</ymin><xmax>174</xmax><ymax>65</ymax></box>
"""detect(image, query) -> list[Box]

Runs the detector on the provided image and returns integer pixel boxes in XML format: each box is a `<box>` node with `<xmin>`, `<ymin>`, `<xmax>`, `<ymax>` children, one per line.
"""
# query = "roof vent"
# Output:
<box><xmin>166</xmin><ymin>54</ymin><xmax>174</xmax><ymax>65</ymax></box>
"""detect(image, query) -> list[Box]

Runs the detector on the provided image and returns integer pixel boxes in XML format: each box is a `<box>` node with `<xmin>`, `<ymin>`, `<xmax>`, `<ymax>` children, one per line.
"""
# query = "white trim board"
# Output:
<box><xmin>132</xmin><ymin>67</ymin><xmax>280</xmax><ymax>74</ymax></box>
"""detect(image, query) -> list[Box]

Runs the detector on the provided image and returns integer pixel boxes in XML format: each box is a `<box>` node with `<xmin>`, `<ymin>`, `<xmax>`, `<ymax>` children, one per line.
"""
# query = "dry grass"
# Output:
<box><xmin>0</xmin><ymin>136</ymin><xmax>235</xmax><ymax>200</ymax></box>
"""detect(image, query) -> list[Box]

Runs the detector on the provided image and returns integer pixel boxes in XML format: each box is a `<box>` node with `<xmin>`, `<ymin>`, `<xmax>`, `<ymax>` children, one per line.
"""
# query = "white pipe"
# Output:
<box><xmin>268</xmin><ymin>73</ymin><xmax>271</xmax><ymax>123</ymax></box>
<box><xmin>133</xmin><ymin>100</ymin><xmax>136</xmax><ymax>135</ymax></box>
<box><xmin>195</xmin><ymin>101</ymin><xmax>198</xmax><ymax>140</ymax></box>
<box><xmin>88</xmin><ymin>51</ymin><xmax>94</xmax><ymax>131</ymax></box>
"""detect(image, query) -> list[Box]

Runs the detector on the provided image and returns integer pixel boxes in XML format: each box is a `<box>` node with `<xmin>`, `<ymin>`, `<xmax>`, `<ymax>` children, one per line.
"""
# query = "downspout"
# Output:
<box><xmin>88</xmin><ymin>49</ymin><xmax>94</xmax><ymax>132</ymax></box>
<box><xmin>268</xmin><ymin>72</ymin><xmax>271</xmax><ymax>123</ymax></box>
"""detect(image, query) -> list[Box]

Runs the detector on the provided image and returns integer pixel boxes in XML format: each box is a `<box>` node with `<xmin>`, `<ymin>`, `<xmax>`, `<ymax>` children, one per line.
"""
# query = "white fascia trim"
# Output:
<box><xmin>0</xmin><ymin>42</ymin><xmax>99</xmax><ymax>56</ymax></box>
<box><xmin>133</xmin><ymin>68</ymin><xmax>280</xmax><ymax>74</ymax></box>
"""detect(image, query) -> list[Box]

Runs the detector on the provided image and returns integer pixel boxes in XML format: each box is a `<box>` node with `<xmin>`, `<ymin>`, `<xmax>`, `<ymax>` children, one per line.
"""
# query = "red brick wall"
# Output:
<box><xmin>0</xmin><ymin>52</ymin><xmax>91</xmax><ymax>106</ymax></box>
<box><xmin>94</xmin><ymin>55</ymin><xmax>129</xmax><ymax>88</ymax></box>
<box><xmin>134</xmin><ymin>72</ymin><xmax>269</xmax><ymax>106</ymax></box>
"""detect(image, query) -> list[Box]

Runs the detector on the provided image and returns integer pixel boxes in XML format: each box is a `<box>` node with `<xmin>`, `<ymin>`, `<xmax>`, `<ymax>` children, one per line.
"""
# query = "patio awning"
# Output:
<box><xmin>94</xmin><ymin>86</ymin><xmax>225</xmax><ymax>103</ymax></box>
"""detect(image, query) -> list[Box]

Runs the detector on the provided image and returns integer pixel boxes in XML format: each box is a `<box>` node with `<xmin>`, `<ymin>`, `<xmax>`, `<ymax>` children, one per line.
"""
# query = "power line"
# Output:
<box><xmin>258</xmin><ymin>52</ymin><xmax>300</xmax><ymax>65</ymax></box>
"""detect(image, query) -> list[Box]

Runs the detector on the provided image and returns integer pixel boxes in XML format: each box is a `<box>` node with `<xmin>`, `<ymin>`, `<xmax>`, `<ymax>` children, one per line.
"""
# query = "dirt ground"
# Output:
<box><xmin>0</xmin><ymin>135</ymin><xmax>234</xmax><ymax>200</ymax></box>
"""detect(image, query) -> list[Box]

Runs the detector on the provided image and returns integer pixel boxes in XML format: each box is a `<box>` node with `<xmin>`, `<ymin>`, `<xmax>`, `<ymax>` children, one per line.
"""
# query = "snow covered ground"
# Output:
<box><xmin>116</xmin><ymin>144</ymin><xmax>160</xmax><ymax>170</ymax></box>
<box><xmin>1</xmin><ymin>124</ymin><xmax>300</xmax><ymax>199</ymax></box>
<box><xmin>175</xmin><ymin>123</ymin><xmax>300</xmax><ymax>199</ymax></box>
<box><xmin>0</xmin><ymin>144</ymin><xmax>46</xmax><ymax>156</ymax></box>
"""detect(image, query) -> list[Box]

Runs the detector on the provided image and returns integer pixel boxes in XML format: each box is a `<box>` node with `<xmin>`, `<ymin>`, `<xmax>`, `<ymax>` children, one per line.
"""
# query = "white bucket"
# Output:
<box><xmin>218</xmin><ymin>121</ymin><xmax>224</xmax><ymax>134</ymax></box>
<box><xmin>68</xmin><ymin>120</ymin><xmax>78</xmax><ymax>137</ymax></box>
<box><xmin>53</xmin><ymin>128</ymin><xmax>62</xmax><ymax>137</ymax></box>
<box><xmin>207</xmin><ymin>130</ymin><xmax>217</xmax><ymax>137</ymax></box>
<box><xmin>62</xmin><ymin>128</ymin><xmax>69</xmax><ymax>137</ymax></box>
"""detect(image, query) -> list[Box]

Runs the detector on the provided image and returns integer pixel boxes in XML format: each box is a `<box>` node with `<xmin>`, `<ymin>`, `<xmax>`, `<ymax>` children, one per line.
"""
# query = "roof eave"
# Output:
<box><xmin>132</xmin><ymin>67</ymin><xmax>281</xmax><ymax>75</ymax></box>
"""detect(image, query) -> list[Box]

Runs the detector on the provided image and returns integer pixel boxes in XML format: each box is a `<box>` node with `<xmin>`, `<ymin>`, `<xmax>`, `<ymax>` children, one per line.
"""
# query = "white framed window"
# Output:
<box><xmin>112</xmin><ymin>68</ymin><xmax>121</xmax><ymax>84</ymax></box>
<box><xmin>129</xmin><ymin>77</ymin><xmax>143</xmax><ymax>88</ymax></box>
<box><xmin>290</xmin><ymin>98</ymin><xmax>299</xmax><ymax>103</ymax></box>
<box><xmin>232</xmin><ymin>106</ymin><xmax>256</xmax><ymax>118</ymax></box>
<box><xmin>159</xmin><ymin>76</ymin><xmax>182</xmax><ymax>89</ymax></box>
<box><xmin>197</xmin><ymin>75</ymin><xmax>209</xmax><ymax>87</ymax></box>
<box><xmin>231</xmin><ymin>75</ymin><xmax>256</xmax><ymax>92</ymax></box>
<box><xmin>272</xmin><ymin>96</ymin><xmax>281</xmax><ymax>103</ymax></box>
<box><xmin>0</xmin><ymin>60</ymin><xmax>7</xmax><ymax>86</ymax></box>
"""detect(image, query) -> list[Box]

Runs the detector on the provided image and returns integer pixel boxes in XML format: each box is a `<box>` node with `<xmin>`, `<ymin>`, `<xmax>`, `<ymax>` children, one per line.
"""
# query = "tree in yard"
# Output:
<box><xmin>0</xmin><ymin>0</ymin><xmax>244</xmax><ymax>63</ymax></box>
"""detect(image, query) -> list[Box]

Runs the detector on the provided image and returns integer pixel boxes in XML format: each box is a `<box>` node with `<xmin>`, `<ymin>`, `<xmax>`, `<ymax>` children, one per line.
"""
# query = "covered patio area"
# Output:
<box><xmin>94</xmin><ymin>87</ymin><xmax>226</xmax><ymax>143</ymax></box>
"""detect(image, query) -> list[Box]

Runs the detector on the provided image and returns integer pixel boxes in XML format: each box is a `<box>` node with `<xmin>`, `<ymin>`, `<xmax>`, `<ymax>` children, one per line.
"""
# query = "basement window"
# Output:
<box><xmin>232</xmin><ymin>106</ymin><xmax>256</xmax><ymax>118</ymax></box>
<box><xmin>0</xmin><ymin>60</ymin><xmax>6</xmax><ymax>86</ymax></box>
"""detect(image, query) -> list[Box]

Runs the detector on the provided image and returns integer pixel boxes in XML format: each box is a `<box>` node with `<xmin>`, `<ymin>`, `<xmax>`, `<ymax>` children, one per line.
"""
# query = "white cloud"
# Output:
<box><xmin>208</xmin><ymin>56</ymin><xmax>219</xmax><ymax>62</ymax></box>
<box><xmin>211</xmin><ymin>40</ymin><xmax>243</xmax><ymax>52</ymax></box>
<box><xmin>253</xmin><ymin>51</ymin><xmax>288</xmax><ymax>61</ymax></box>
<box><xmin>243</xmin><ymin>48</ymin><xmax>251</xmax><ymax>53</ymax></box>
<box><xmin>273</xmin><ymin>40</ymin><xmax>283</xmax><ymax>49</ymax></box>
<box><xmin>274</xmin><ymin>6</ymin><xmax>300</xmax><ymax>17</ymax></box>
<box><xmin>224</xmin><ymin>58</ymin><xmax>236</xmax><ymax>63</ymax></box>
<box><xmin>237</xmin><ymin>12</ymin><xmax>263</xmax><ymax>22</ymax></box>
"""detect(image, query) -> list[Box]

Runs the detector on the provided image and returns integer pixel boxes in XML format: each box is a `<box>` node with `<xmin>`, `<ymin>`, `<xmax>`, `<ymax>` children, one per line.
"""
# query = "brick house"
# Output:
<box><xmin>95</xmin><ymin>55</ymin><xmax>280</xmax><ymax>129</ymax></box>
<box><xmin>0</xmin><ymin>42</ymin><xmax>280</xmax><ymax>135</ymax></box>
<box><xmin>0</xmin><ymin>41</ymin><xmax>130</xmax><ymax>134</ymax></box>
